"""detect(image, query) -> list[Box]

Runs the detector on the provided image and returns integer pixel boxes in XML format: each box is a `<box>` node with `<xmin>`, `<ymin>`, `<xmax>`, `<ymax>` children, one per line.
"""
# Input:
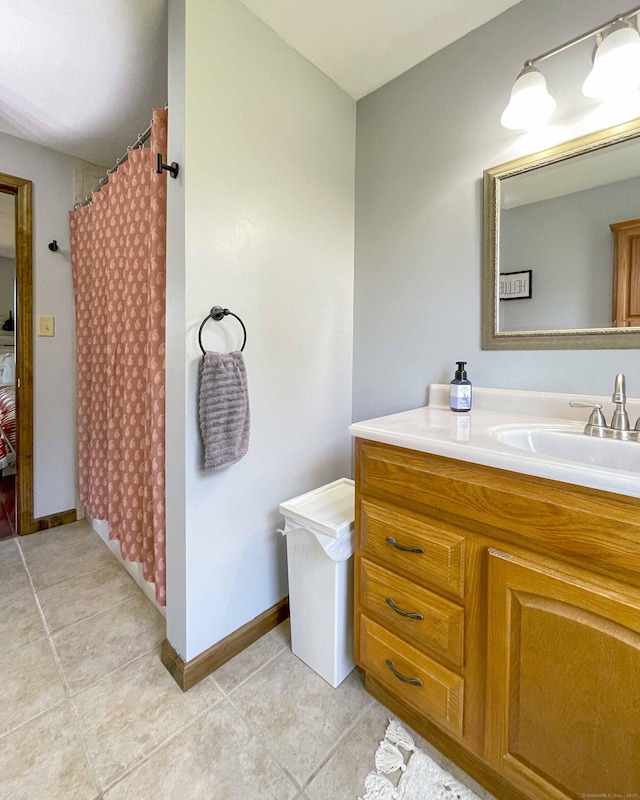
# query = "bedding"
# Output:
<box><xmin>0</xmin><ymin>386</ymin><xmax>16</xmax><ymax>469</ymax></box>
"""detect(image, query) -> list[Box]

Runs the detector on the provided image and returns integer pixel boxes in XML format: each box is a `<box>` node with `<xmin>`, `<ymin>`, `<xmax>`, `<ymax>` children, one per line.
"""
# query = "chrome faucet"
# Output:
<box><xmin>570</xmin><ymin>373</ymin><xmax>637</xmax><ymax>441</ymax></box>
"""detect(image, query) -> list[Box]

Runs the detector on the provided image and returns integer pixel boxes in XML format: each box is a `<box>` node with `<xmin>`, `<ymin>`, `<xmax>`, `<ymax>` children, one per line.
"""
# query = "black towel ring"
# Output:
<box><xmin>198</xmin><ymin>306</ymin><xmax>247</xmax><ymax>355</ymax></box>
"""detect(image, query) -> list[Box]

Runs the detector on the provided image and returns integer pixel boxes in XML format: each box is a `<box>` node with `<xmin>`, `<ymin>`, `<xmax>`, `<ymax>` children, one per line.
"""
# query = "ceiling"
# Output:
<box><xmin>0</xmin><ymin>0</ymin><xmax>168</xmax><ymax>167</ymax></box>
<box><xmin>238</xmin><ymin>0</ymin><xmax>522</xmax><ymax>99</ymax></box>
<box><xmin>0</xmin><ymin>0</ymin><xmax>521</xmax><ymax>167</ymax></box>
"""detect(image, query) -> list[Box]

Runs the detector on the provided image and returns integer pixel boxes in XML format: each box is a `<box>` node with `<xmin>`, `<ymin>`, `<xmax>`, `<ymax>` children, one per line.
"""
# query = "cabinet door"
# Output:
<box><xmin>486</xmin><ymin>549</ymin><xmax>640</xmax><ymax>799</ymax></box>
<box><xmin>611</xmin><ymin>218</ymin><xmax>640</xmax><ymax>327</ymax></box>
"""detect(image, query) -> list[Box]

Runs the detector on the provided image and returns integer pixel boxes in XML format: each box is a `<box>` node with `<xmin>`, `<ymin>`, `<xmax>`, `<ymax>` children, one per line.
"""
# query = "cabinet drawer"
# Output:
<box><xmin>359</xmin><ymin>558</ymin><xmax>464</xmax><ymax>667</ymax></box>
<box><xmin>360</xmin><ymin>615</ymin><xmax>464</xmax><ymax>737</ymax></box>
<box><xmin>360</xmin><ymin>500</ymin><xmax>465</xmax><ymax>598</ymax></box>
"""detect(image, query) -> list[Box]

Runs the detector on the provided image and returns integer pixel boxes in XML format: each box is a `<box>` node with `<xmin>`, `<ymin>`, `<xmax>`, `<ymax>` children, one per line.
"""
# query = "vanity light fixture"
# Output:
<box><xmin>501</xmin><ymin>5</ymin><xmax>640</xmax><ymax>130</ymax></box>
<box><xmin>500</xmin><ymin>65</ymin><xmax>556</xmax><ymax>130</ymax></box>
<box><xmin>583</xmin><ymin>19</ymin><xmax>640</xmax><ymax>99</ymax></box>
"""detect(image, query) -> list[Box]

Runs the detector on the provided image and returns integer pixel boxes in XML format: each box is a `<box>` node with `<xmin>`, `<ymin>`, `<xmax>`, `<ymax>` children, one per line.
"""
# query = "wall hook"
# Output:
<box><xmin>156</xmin><ymin>153</ymin><xmax>179</xmax><ymax>179</ymax></box>
<box><xmin>48</xmin><ymin>240</ymin><xmax>59</xmax><ymax>252</ymax></box>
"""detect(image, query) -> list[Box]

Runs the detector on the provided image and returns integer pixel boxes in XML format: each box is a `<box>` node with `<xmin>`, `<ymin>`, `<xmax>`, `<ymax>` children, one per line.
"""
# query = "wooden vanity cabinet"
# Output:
<box><xmin>354</xmin><ymin>438</ymin><xmax>640</xmax><ymax>800</ymax></box>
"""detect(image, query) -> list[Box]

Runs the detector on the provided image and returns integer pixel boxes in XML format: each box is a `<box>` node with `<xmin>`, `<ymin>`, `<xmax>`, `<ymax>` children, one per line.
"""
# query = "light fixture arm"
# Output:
<box><xmin>522</xmin><ymin>4</ymin><xmax>640</xmax><ymax>68</ymax></box>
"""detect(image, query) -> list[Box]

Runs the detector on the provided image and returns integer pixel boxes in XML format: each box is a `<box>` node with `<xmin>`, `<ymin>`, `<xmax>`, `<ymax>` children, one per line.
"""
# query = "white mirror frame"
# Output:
<box><xmin>483</xmin><ymin>115</ymin><xmax>640</xmax><ymax>350</ymax></box>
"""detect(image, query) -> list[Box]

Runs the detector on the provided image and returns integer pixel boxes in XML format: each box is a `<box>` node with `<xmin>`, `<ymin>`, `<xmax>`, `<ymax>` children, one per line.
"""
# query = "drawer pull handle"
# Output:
<box><xmin>385</xmin><ymin>659</ymin><xmax>423</xmax><ymax>686</ymax></box>
<box><xmin>386</xmin><ymin>536</ymin><xmax>424</xmax><ymax>554</ymax></box>
<box><xmin>385</xmin><ymin>597</ymin><xmax>424</xmax><ymax>620</ymax></box>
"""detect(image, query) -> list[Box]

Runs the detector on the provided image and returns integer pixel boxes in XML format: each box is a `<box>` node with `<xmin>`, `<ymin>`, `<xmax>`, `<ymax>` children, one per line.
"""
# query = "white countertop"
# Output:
<box><xmin>349</xmin><ymin>385</ymin><xmax>640</xmax><ymax>499</ymax></box>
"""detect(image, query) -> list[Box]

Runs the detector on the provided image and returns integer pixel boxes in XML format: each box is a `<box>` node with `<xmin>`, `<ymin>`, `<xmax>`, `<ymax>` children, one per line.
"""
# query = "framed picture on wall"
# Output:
<box><xmin>499</xmin><ymin>269</ymin><xmax>532</xmax><ymax>300</ymax></box>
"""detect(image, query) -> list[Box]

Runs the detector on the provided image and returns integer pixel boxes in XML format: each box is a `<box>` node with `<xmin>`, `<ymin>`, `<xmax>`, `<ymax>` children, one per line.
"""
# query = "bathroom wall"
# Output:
<box><xmin>73</xmin><ymin>159</ymin><xmax>110</xmax><ymax>205</ymax></box>
<box><xmin>166</xmin><ymin>0</ymin><xmax>355</xmax><ymax>660</ymax></box>
<box><xmin>0</xmin><ymin>131</ymin><xmax>77</xmax><ymax>517</ymax></box>
<box><xmin>353</xmin><ymin>0</ymin><xmax>640</xmax><ymax>423</ymax></box>
<box><xmin>165</xmin><ymin>0</ymin><xmax>187</xmax><ymax>647</ymax></box>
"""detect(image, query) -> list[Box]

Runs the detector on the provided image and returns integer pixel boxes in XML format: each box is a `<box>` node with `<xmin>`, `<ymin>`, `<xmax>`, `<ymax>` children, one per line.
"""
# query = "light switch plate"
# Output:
<box><xmin>38</xmin><ymin>316</ymin><xmax>55</xmax><ymax>337</ymax></box>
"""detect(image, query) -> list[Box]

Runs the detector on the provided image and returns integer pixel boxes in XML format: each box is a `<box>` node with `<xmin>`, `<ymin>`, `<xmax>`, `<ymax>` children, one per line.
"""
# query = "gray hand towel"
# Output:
<box><xmin>198</xmin><ymin>351</ymin><xmax>250</xmax><ymax>470</ymax></box>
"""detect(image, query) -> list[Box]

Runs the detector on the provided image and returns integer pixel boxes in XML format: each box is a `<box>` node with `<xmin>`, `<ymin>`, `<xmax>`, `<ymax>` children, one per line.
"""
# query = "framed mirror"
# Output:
<box><xmin>482</xmin><ymin>116</ymin><xmax>640</xmax><ymax>349</ymax></box>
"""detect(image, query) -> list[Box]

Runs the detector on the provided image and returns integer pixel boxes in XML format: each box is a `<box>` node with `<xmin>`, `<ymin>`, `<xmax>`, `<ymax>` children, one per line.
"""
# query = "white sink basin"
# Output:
<box><xmin>490</xmin><ymin>424</ymin><xmax>640</xmax><ymax>473</ymax></box>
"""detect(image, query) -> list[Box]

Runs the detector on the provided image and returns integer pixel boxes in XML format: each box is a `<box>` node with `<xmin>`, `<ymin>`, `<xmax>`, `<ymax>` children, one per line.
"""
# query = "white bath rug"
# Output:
<box><xmin>359</xmin><ymin>719</ymin><xmax>482</xmax><ymax>800</ymax></box>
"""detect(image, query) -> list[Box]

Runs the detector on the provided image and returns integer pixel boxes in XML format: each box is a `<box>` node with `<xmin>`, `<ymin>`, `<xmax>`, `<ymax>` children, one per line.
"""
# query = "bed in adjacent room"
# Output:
<box><xmin>0</xmin><ymin>385</ymin><xmax>16</xmax><ymax>470</ymax></box>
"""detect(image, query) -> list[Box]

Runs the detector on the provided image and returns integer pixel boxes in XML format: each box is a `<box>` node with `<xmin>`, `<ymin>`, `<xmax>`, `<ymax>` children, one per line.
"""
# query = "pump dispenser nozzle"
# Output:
<box><xmin>455</xmin><ymin>362</ymin><xmax>467</xmax><ymax>380</ymax></box>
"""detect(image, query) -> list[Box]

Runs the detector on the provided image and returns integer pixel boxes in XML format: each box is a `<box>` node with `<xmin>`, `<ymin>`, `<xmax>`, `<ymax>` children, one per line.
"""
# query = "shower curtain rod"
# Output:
<box><xmin>73</xmin><ymin>104</ymin><xmax>167</xmax><ymax>210</ymax></box>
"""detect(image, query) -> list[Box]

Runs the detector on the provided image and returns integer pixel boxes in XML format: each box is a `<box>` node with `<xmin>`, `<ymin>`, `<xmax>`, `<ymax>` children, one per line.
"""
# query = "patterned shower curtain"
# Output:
<box><xmin>69</xmin><ymin>109</ymin><xmax>167</xmax><ymax>605</ymax></box>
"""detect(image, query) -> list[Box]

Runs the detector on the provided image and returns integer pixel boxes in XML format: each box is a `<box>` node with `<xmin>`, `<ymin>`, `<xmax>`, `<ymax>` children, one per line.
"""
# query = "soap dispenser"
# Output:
<box><xmin>450</xmin><ymin>361</ymin><xmax>472</xmax><ymax>412</ymax></box>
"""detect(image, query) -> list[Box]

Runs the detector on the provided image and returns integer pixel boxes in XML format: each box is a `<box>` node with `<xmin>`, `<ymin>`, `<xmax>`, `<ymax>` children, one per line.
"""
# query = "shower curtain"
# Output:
<box><xmin>69</xmin><ymin>109</ymin><xmax>167</xmax><ymax>605</ymax></box>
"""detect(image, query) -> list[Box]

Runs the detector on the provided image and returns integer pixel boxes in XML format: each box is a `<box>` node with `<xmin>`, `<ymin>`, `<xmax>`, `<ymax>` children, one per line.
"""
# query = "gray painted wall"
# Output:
<box><xmin>0</xmin><ymin>130</ymin><xmax>77</xmax><ymax>517</ymax></box>
<box><xmin>500</xmin><ymin>175</ymin><xmax>640</xmax><ymax>332</ymax></box>
<box><xmin>166</xmin><ymin>0</ymin><xmax>355</xmax><ymax>660</ymax></box>
<box><xmin>354</xmin><ymin>0</ymin><xmax>640</xmax><ymax>423</ymax></box>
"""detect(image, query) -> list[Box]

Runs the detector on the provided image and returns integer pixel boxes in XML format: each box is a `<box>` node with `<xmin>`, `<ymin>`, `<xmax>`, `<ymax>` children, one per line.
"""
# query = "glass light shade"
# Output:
<box><xmin>500</xmin><ymin>66</ymin><xmax>556</xmax><ymax>130</ymax></box>
<box><xmin>582</xmin><ymin>22</ymin><xmax>640</xmax><ymax>100</ymax></box>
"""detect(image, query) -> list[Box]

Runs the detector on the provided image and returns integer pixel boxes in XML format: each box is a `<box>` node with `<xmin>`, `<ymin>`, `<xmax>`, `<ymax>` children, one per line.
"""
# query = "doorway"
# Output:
<box><xmin>0</xmin><ymin>172</ymin><xmax>34</xmax><ymax>536</ymax></box>
<box><xmin>0</xmin><ymin>192</ymin><xmax>16</xmax><ymax>537</ymax></box>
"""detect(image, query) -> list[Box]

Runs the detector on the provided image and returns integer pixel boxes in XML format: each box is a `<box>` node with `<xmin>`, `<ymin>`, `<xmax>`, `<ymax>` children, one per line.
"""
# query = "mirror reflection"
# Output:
<box><xmin>483</xmin><ymin>116</ymin><xmax>640</xmax><ymax>349</ymax></box>
<box><xmin>499</xmin><ymin>137</ymin><xmax>640</xmax><ymax>333</ymax></box>
<box><xmin>0</xmin><ymin>193</ymin><xmax>15</xmax><ymax>337</ymax></box>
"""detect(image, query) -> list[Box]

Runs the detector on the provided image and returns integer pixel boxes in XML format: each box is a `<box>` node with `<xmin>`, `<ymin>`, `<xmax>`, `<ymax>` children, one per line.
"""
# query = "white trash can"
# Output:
<box><xmin>279</xmin><ymin>478</ymin><xmax>355</xmax><ymax>688</ymax></box>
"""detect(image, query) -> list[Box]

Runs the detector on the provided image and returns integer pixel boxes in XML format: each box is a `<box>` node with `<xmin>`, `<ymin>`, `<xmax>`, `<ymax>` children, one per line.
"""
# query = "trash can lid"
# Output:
<box><xmin>279</xmin><ymin>478</ymin><xmax>354</xmax><ymax>540</ymax></box>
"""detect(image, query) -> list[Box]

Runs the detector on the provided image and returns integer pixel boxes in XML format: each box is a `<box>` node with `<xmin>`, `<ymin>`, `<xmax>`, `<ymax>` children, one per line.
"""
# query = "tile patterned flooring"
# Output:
<box><xmin>0</xmin><ymin>520</ymin><xmax>496</xmax><ymax>800</ymax></box>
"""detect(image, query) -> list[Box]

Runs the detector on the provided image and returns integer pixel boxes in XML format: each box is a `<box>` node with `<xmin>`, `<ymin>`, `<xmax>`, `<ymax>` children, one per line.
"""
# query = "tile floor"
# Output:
<box><xmin>0</xmin><ymin>520</ymin><xmax>496</xmax><ymax>800</ymax></box>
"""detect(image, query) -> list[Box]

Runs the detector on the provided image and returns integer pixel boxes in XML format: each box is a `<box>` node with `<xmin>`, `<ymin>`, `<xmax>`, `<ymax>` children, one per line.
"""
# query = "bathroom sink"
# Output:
<box><xmin>490</xmin><ymin>424</ymin><xmax>640</xmax><ymax>472</ymax></box>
